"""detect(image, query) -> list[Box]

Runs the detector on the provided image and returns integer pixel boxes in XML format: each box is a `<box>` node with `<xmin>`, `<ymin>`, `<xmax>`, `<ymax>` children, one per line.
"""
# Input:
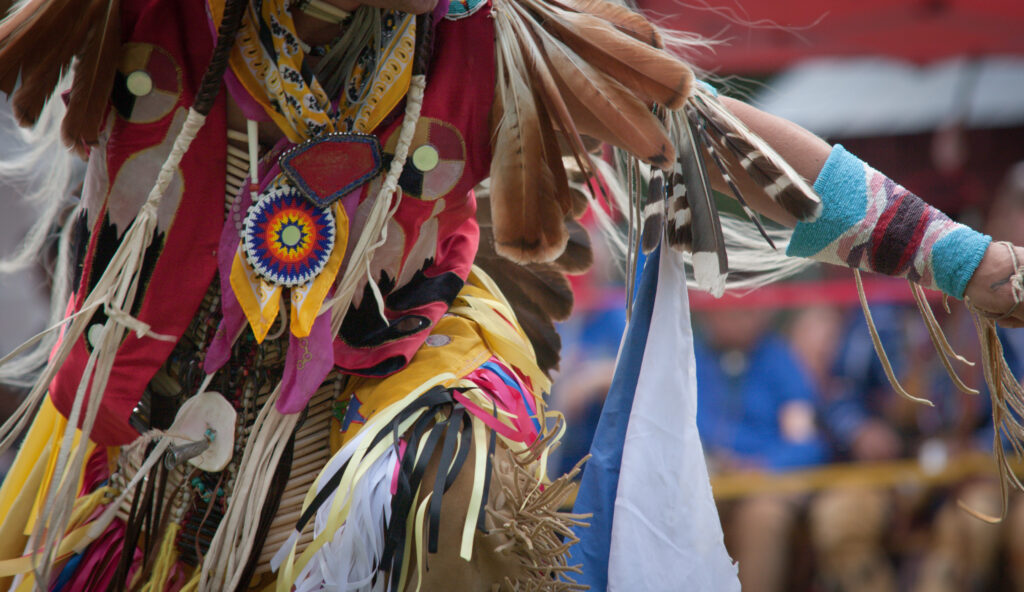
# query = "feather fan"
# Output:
<box><xmin>533</xmin><ymin>90</ymin><xmax>575</xmax><ymax>218</ymax></box>
<box><xmin>0</xmin><ymin>0</ymin><xmax>56</xmax><ymax>92</ymax></box>
<box><xmin>0</xmin><ymin>0</ymin><xmax>79</xmax><ymax>94</ymax></box>
<box><xmin>9</xmin><ymin>0</ymin><xmax>103</xmax><ymax>126</ymax></box>
<box><xmin>495</xmin><ymin>0</ymin><xmax>675</xmax><ymax>169</ymax></box>
<box><xmin>490</xmin><ymin>0</ymin><xmax>683</xmax><ymax>266</ymax></box>
<box><xmin>507</xmin><ymin>14</ymin><xmax>595</xmax><ymax>180</ymax></box>
<box><xmin>9</xmin><ymin>46</ymin><xmax>63</xmax><ymax>125</ymax></box>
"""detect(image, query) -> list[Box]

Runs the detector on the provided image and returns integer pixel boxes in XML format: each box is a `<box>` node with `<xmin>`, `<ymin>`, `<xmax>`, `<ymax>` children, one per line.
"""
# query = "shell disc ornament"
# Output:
<box><xmin>243</xmin><ymin>186</ymin><xmax>336</xmax><ymax>287</ymax></box>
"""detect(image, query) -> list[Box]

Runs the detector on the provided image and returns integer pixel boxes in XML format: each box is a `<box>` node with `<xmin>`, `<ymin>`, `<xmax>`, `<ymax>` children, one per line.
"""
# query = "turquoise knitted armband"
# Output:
<box><xmin>786</xmin><ymin>145</ymin><xmax>991</xmax><ymax>299</ymax></box>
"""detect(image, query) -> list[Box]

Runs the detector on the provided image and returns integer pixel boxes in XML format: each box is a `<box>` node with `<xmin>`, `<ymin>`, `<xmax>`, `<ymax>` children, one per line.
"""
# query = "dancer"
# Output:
<box><xmin>0</xmin><ymin>0</ymin><xmax>1020</xmax><ymax>590</ymax></box>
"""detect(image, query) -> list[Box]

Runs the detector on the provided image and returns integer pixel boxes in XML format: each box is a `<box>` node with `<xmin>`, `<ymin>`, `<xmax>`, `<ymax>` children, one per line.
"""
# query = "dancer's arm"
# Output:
<box><xmin>710</xmin><ymin>96</ymin><xmax>1024</xmax><ymax>327</ymax></box>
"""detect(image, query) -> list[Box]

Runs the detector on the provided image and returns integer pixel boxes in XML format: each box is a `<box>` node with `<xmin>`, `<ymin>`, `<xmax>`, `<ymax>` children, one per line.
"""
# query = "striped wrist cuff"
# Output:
<box><xmin>787</xmin><ymin>145</ymin><xmax>990</xmax><ymax>298</ymax></box>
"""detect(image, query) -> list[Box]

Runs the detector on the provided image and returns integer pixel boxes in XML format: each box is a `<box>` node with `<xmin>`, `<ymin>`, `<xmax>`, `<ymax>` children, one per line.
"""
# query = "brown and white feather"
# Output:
<box><xmin>0</xmin><ymin>0</ymin><xmax>119</xmax><ymax>148</ymax></box>
<box><xmin>531</xmin><ymin>23</ymin><xmax>675</xmax><ymax>169</ymax></box>
<box><xmin>521</xmin><ymin>0</ymin><xmax>692</xmax><ymax>110</ymax></box>
<box><xmin>668</xmin><ymin>108</ymin><xmax>727</xmax><ymax>294</ymax></box>
<box><xmin>548</xmin><ymin>0</ymin><xmax>663</xmax><ymax>47</ymax></box>
<box><xmin>61</xmin><ymin>0</ymin><xmax>120</xmax><ymax>147</ymax></box>
<box><xmin>490</xmin><ymin>11</ymin><xmax>570</xmax><ymax>264</ymax></box>
<box><xmin>691</xmin><ymin>113</ymin><xmax>774</xmax><ymax>248</ymax></box>
<box><xmin>640</xmin><ymin>171</ymin><xmax>665</xmax><ymax>254</ymax></box>
<box><xmin>689</xmin><ymin>90</ymin><xmax>821</xmax><ymax>221</ymax></box>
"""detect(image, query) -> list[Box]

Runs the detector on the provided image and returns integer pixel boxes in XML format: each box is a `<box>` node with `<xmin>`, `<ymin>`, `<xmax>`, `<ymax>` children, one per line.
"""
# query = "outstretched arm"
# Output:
<box><xmin>710</xmin><ymin>97</ymin><xmax>830</xmax><ymax>228</ymax></box>
<box><xmin>709</xmin><ymin>96</ymin><xmax>1024</xmax><ymax>328</ymax></box>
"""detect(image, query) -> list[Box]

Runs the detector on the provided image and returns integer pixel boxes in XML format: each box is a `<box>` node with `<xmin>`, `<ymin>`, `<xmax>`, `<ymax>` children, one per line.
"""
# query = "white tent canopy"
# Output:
<box><xmin>752</xmin><ymin>56</ymin><xmax>1024</xmax><ymax>138</ymax></box>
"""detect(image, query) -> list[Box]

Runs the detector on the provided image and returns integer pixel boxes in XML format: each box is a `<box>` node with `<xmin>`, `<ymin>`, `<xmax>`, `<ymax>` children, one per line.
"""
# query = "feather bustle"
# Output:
<box><xmin>567</xmin><ymin>183</ymin><xmax>590</xmax><ymax>219</ymax></box>
<box><xmin>554</xmin><ymin>218</ymin><xmax>593</xmax><ymax>273</ymax></box>
<box><xmin>508</xmin><ymin>299</ymin><xmax>562</xmax><ymax>376</ymax></box>
<box><xmin>511</xmin><ymin>264</ymin><xmax>574</xmax><ymax>322</ymax></box>
<box><xmin>474</xmin><ymin>188</ymin><xmax>592</xmax><ymax>375</ymax></box>
<box><xmin>476</xmin><ymin>232</ymin><xmax>575</xmax><ymax>322</ymax></box>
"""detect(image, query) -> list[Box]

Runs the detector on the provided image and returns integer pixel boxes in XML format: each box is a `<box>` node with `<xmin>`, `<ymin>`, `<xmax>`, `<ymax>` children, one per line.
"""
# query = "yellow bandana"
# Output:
<box><xmin>209</xmin><ymin>0</ymin><xmax>417</xmax><ymax>341</ymax></box>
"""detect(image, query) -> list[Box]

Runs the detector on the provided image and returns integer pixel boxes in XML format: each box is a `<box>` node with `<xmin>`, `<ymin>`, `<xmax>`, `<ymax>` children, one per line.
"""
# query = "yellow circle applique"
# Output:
<box><xmin>412</xmin><ymin>144</ymin><xmax>440</xmax><ymax>172</ymax></box>
<box><xmin>126</xmin><ymin>70</ymin><xmax>154</xmax><ymax>97</ymax></box>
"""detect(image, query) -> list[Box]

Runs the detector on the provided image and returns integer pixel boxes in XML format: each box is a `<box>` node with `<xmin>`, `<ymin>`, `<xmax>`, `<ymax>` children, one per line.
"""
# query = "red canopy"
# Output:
<box><xmin>638</xmin><ymin>0</ymin><xmax>1024</xmax><ymax>73</ymax></box>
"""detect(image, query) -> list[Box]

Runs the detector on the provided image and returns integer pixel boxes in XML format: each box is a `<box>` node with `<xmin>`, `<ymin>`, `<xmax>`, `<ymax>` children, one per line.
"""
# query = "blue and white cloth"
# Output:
<box><xmin>571</xmin><ymin>247</ymin><xmax>739</xmax><ymax>591</ymax></box>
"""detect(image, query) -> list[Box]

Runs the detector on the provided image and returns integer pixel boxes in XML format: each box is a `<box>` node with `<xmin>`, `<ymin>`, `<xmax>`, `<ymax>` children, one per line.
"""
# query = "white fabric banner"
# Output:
<box><xmin>607</xmin><ymin>248</ymin><xmax>740</xmax><ymax>591</ymax></box>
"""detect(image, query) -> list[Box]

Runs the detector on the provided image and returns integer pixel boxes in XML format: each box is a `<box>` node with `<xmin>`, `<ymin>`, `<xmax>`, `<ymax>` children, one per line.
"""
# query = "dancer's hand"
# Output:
<box><xmin>964</xmin><ymin>241</ymin><xmax>1024</xmax><ymax>328</ymax></box>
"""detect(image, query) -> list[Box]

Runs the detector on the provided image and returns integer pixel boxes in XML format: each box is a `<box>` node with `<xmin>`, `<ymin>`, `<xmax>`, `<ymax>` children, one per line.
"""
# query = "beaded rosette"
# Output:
<box><xmin>242</xmin><ymin>185</ymin><xmax>337</xmax><ymax>287</ymax></box>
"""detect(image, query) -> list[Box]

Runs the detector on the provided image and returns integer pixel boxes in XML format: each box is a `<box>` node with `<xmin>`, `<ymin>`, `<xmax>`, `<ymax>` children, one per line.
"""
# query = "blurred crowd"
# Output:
<box><xmin>551</xmin><ymin>158</ymin><xmax>1024</xmax><ymax>592</ymax></box>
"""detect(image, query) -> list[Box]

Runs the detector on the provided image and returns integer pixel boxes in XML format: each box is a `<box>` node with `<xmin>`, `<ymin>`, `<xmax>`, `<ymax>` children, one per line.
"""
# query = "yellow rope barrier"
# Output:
<box><xmin>709</xmin><ymin>453</ymin><xmax>1024</xmax><ymax>501</ymax></box>
<box><xmin>560</xmin><ymin>453</ymin><xmax>1024</xmax><ymax>509</ymax></box>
